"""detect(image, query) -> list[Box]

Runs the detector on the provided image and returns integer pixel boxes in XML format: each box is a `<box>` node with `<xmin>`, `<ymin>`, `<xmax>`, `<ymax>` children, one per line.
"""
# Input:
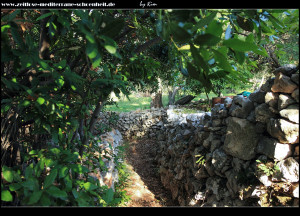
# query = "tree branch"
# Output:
<box><xmin>39</xmin><ymin>10</ymin><xmax>51</xmax><ymax>60</ymax></box>
<box><xmin>131</xmin><ymin>36</ymin><xmax>162</xmax><ymax>57</ymax></box>
<box><xmin>79</xmin><ymin>93</ymin><xmax>109</xmax><ymax>156</ymax></box>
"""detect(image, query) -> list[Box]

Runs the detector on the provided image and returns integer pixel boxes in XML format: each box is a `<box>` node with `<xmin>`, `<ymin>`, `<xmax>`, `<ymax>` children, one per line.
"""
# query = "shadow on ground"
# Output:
<box><xmin>124</xmin><ymin>138</ymin><xmax>178</xmax><ymax>207</ymax></box>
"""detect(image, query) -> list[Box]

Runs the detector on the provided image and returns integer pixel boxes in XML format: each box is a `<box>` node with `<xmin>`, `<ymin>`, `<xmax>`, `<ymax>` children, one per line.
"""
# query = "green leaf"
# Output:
<box><xmin>192</xmin><ymin>11</ymin><xmax>217</xmax><ymax>32</ymax></box>
<box><xmin>100</xmin><ymin>35</ymin><xmax>117</xmax><ymax>54</ymax></box>
<box><xmin>19</xmin><ymin>99</ymin><xmax>30</xmax><ymax>107</ymax></box>
<box><xmin>9</xmin><ymin>183</ymin><xmax>22</xmax><ymax>191</ymax></box>
<box><xmin>25</xmin><ymin>163</ymin><xmax>34</xmax><ymax>179</ymax></box>
<box><xmin>86</xmin><ymin>40</ymin><xmax>98</xmax><ymax>59</ymax></box>
<box><xmin>1</xmin><ymin>190</ymin><xmax>13</xmax><ymax>202</ymax></box>
<box><xmin>27</xmin><ymin>190</ymin><xmax>43</xmax><ymax>205</ymax></box>
<box><xmin>44</xmin><ymin>169</ymin><xmax>58</xmax><ymax>189</ymax></box>
<box><xmin>194</xmin><ymin>33</ymin><xmax>221</xmax><ymax>46</ymax></box>
<box><xmin>2</xmin><ymin>10</ymin><xmax>20</xmax><ymax>22</ymax></box>
<box><xmin>208</xmin><ymin>70</ymin><xmax>229</xmax><ymax>79</ymax></box>
<box><xmin>92</xmin><ymin>52</ymin><xmax>102</xmax><ymax>68</ymax></box>
<box><xmin>235</xmin><ymin>51</ymin><xmax>246</xmax><ymax>65</ymax></box>
<box><xmin>83</xmin><ymin>182</ymin><xmax>98</xmax><ymax>191</ymax></box>
<box><xmin>10</xmin><ymin>23</ymin><xmax>25</xmax><ymax>50</ymax></box>
<box><xmin>236</xmin><ymin>15</ymin><xmax>254</xmax><ymax>32</ymax></box>
<box><xmin>223</xmin><ymin>38</ymin><xmax>268</xmax><ymax>57</ymax></box>
<box><xmin>206</xmin><ymin>19</ymin><xmax>223</xmax><ymax>37</ymax></box>
<box><xmin>70</xmin><ymin>164</ymin><xmax>89</xmax><ymax>174</ymax></box>
<box><xmin>35</xmin><ymin>158</ymin><xmax>45</xmax><ymax>178</ymax></box>
<box><xmin>44</xmin><ymin>158</ymin><xmax>56</xmax><ymax>168</ymax></box>
<box><xmin>38</xmin><ymin>60</ymin><xmax>50</xmax><ymax>70</ymax></box>
<box><xmin>50</xmin><ymin>148</ymin><xmax>61</xmax><ymax>155</ymax></box>
<box><xmin>156</xmin><ymin>19</ymin><xmax>162</xmax><ymax>36</ymax></box>
<box><xmin>103</xmin><ymin>188</ymin><xmax>114</xmax><ymax>204</ymax></box>
<box><xmin>186</xmin><ymin>62</ymin><xmax>200</xmax><ymax>81</ymax></box>
<box><xmin>36</xmin><ymin>12</ymin><xmax>52</xmax><ymax>21</ymax></box>
<box><xmin>36</xmin><ymin>97</ymin><xmax>45</xmax><ymax>105</ymax></box>
<box><xmin>223</xmin><ymin>38</ymin><xmax>255</xmax><ymax>52</ymax></box>
<box><xmin>169</xmin><ymin>22</ymin><xmax>192</xmax><ymax>43</ymax></box>
<box><xmin>72</xmin><ymin>189</ymin><xmax>79</xmax><ymax>199</ymax></box>
<box><xmin>85</xmin><ymin>32</ymin><xmax>95</xmax><ymax>44</ymax></box>
<box><xmin>268</xmin><ymin>14</ymin><xmax>284</xmax><ymax>31</ymax></box>
<box><xmin>46</xmin><ymin>186</ymin><xmax>67</xmax><ymax>199</ymax></box>
<box><xmin>39</xmin><ymin>193</ymin><xmax>51</xmax><ymax>206</ymax></box>
<box><xmin>212</xmin><ymin>49</ymin><xmax>234</xmax><ymax>73</ymax></box>
<box><xmin>59</xmin><ymin>166</ymin><xmax>69</xmax><ymax>179</ymax></box>
<box><xmin>260</xmin><ymin>20</ymin><xmax>273</xmax><ymax>34</ymax></box>
<box><xmin>2</xmin><ymin>166</ymin><xmax>14</xmax><ymax>183</ymax></box>
<box><xmin>101</xmin><ymin>19</ymin><xmax>125</xmax><ymax>38</ymax></box>
<box><xmin>190</xmin><ymin>44</ymin><xmax>210</xmax><ymax>76</ymax></box>
<box><xmin>55</xmin><ymin>59</ymin><xmax>67</xmax><ymax>69</ymax></box>
<box><xmin>1</xmin><ymin>24</ymin><xmax>11</xmax><ymax>33</ymax></box>
<box><xmin>22</xmin><ymin>178</ymin><xmax>38</xmax><ymax>191</ymax></box>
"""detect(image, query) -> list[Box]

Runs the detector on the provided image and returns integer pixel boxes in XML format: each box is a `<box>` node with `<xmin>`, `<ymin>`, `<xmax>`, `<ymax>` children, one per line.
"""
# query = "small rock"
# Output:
<box><xmin>256</xmin><ymin>136</ymin><xmax>293</xmax><ymax>160</ymax></box>
<box><xmin>229</xmin><ymin>96</ymin><xmax>254</xmax><ymax>119</ymax></box>
<box><xmin>183</xmin><ymin>129</ymin><xmax>192</xmax><ymax>136</ymax></box>
<box><xmin>257</xmin><ymin>172</ymin><xmax>273</xmax><ymax>187</ymax></box>
<box><xmin>278</xmin><ymin>94</ymin><xmax>296</xmax><ymax>110</ymax></box>
<box><xmin>224</xmin><ymin>97</ymin><xmax>233</xmax><ymax>108</ymax></box>
<box><xmin>291</xmin><ymin>183</ymin><xmax>299</xmax><ymax>198</ymax></box>
<box><xmin>255</xmin><ymin>103</ymin><xmax>276</xmax><ymax>123</ymax></box>
<box><xmin>279</xmin><ymin>104</ymin><xmax>299</xmax><ymax>123</ymax></box>
<box><xmin>260</xmin><ymin>77</ymin><xmax>275</xmax><ymax>92</ymax></box>
<box><xmin>291</xmin><ymin>88</ymin><xmax>299</xmax><ymax>103</ymax></box>
<box><xmin>273</xmin><ymin>157</ymin><xmax>299</xmax><ymax>183</ymax></box>
<box><xmin>271</xmin><ymin>72</ymin><xmax>298</xmax><ymax>93</ymax></box>
<box><xmin>267</xmin><ymin>118</ymin><xmax>299</xmax><ymax>144</ymax></box>
<box><xmin>265</xmin><ymin>92</ymin><xmax>279</xmax><ymax>108</ymax></box>
<box><xmin>272</xmin><ymin>64</ymin><xmax>297</xmax><ymax>76</ymax></box>
<box><xmin>249</xmin><ymin>90</ymin><xmax>266</xmax><ymax>104</ymax></box>
<box><xmin>291</xmin><ymin>73</ymin><xmax>299</xmax><ymax>85</ymax></box>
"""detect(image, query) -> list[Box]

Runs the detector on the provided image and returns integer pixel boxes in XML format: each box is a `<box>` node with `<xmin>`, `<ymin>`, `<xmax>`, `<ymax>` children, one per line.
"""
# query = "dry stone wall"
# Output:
<box><xmin>97</xmin><ymin>65</ymin><xmax>299</xmax><ymax>206</ymax></box>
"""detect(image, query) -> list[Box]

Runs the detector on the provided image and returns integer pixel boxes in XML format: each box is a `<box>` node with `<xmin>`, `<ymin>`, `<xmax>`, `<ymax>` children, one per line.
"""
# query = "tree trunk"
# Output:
<box><xmin>150</xmin><ymin>91</ymin><xmax>163</xmax><ymax>108</ymax></box>
<box><xmin>168</xmin><ymin>86</ymin><xmax>181</xmax><ymax>106</ymax></box>
<box><xmin>79</xmin><ymin>93</ymin><xmax>108</xmax><ymax>156</ymax></box>
<box><xmin>39</xmin><ymin>10</ymin><xmax>51</xmax><ymax>60</ymax></box>
<box><xmin>174</xmin><ymin>95</ymin><xmax>195</xmax><ymax>105</ymax></box>
<box><xmin>150</xmin><ymin>77</ymin><xmax>164</xmax><ymax>109</ymax></box>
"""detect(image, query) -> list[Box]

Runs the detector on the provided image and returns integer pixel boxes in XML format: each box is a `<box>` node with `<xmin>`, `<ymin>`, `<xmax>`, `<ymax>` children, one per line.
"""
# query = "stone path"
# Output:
<box><xmin>122</xmin><ymin>138</ymin><xmax>177</xmax><ymax>207</ymax></box>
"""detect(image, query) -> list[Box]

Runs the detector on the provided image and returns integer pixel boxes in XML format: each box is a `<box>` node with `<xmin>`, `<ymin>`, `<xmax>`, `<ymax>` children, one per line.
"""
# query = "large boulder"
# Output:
<box><xmin>224</xmin><ymin>117</ymin><xmax>258</xmax><ymax>160</ymax></box>
<box><xmin>267</xmin><ymin>118</ymin><xmax>299</xmax><ymax>144</ymax></box>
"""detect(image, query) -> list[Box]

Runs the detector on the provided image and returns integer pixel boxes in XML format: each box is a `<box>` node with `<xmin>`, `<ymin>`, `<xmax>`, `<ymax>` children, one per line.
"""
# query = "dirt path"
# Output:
<box><xmin>123</xmin><ymin>138</ymin><xmax>177</xmax><ymax>207</ymax></box>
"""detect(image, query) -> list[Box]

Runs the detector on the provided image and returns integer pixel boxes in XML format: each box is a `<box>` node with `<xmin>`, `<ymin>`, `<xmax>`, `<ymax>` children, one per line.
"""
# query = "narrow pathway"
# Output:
<box><xmin>123</xmin><ymin>138</ymin><xmax>177</xmax><ymax>207</ymax></box>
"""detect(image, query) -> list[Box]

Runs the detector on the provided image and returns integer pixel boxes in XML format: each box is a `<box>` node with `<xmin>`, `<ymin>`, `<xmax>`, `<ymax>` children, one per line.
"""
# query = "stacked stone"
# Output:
<box><xmin>155</xmin><ymin>65</ymin><xmax>299</xmax><ymax>207</ymax></box>
<box><xmin>87</xmin><ymin>129</ymin><xmax>123</xmax><ymax>193</ymax></box>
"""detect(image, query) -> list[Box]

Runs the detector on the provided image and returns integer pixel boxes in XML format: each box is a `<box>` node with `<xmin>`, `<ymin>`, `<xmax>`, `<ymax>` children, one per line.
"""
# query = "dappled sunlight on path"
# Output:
<box><xmin>122</xmin><ymin>139</ymin><xmax>177</xmax><ymax>207</ymax></box>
